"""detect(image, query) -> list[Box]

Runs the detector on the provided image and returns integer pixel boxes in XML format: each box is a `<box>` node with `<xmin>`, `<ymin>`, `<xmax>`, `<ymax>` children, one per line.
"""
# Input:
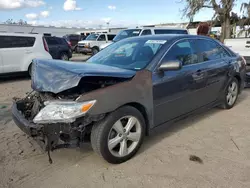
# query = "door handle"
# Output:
<box><xmin>192</xmin><ymin>70</ymin><xmax>205</xmax><ymax>80</ymax></box>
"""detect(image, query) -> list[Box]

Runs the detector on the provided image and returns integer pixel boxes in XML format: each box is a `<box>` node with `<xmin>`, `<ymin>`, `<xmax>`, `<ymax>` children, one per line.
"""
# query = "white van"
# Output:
<box><xmin>100</xmin><ymin>27</ymin><xmax>189</xmax><ymax>50</ymax></box>
<box><xmin>224</xmin><ymin>38</ymin><xmax>250</xmax><ymax>65</ymax></box>
<box><xmin>0</xmin><ymin>33</ymin><xmax>52</xmax><ymax>75</ymax></box>
<box><xmin>77</xmin><ymin>33</ymin><xmax>116</xmax><ymax>55</ymax></box>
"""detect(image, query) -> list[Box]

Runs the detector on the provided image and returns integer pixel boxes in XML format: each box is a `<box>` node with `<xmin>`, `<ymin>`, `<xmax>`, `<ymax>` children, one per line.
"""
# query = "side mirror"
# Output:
<box><xmin>158</xmin><ymin>61</ymin><xmax>182</xmax><ymax>71</ymax></box>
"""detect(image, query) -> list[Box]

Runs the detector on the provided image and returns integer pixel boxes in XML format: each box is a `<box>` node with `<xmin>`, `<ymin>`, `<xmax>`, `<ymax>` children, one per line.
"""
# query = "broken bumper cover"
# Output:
<box><xmin>245</xmin><ymin>72</ymin><xmax>250</xmax><ymax>88</ymax></box>
<box><xmin>11</xmin><ymin>102</ymin><xmax>47</xmax><ymax>150</ymax></box>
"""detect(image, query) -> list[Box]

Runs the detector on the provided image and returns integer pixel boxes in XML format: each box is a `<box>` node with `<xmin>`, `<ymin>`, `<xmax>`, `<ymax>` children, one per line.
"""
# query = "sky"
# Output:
<box><xmin>0</xmin><ymin>0</ymin><xmax>247</xmax><ymax>28</ymax></box>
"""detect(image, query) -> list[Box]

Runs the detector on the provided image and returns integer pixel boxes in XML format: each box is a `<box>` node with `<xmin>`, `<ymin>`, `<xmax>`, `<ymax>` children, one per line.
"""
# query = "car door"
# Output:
<box><xmin>153</xmin><ymin>39</ymin><xmax>208</xmax><ymax>126</ymax></box>
<box><xmin>45</xmin><ymin>37</ymin><xmax>60</xmax><ymax>59</ymax></box>
<box><xmin>98</xmin><ymin>34</ymin><xmax>106</xmax><ymax>42</ymax></box>
<box><xmin>193</xmin><ymin>39</ymin><xmax>230</xmax><ymax>104</ymax></box>
<box><xmin>0</xmin><ymin>35</ymin><xmax>35</xmax><ymax>73</ymax></box>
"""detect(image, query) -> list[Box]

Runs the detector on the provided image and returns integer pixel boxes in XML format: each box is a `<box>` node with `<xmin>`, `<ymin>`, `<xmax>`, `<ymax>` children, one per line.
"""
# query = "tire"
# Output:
<box><xmin>221</xmin><ymin>77</ymin><xmax>239</xmax><ymax>109</ymax></box>
<box><xmin>92</xmin><ymin>48</ymin><xmax>99</xmax><ymax>55</ymax></box>
<box><xmin>91</xmin><ymin>106</ymin><xmax>146</xmax><ymax>164</ymax></box>
<box><xmin>28</xmin><ymin>63</ymin><xmax>32</xmax><ymax>77</ymax></box>
<box><xmin>60</xmin><ymin>53</ymin><xmax>69</xmax><ymax>61</ymax></box>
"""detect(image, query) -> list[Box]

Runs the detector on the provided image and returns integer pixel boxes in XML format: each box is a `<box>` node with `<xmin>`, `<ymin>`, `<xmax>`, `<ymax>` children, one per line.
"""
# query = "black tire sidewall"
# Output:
<box><xmin>92</xmin><ymin>48</ymin><xmax>98</xmax><ymax>55</ymax></box>
<box><xmin>223</xmin><ymin>78</ymin><xmax>239</xmax><ymax>109</ymax></box>
<box><xmin>61</xmin><ymin>53</ymin><xmax>69</xmax><ymax>60</ymax></box>
<box><xmin>93</xmin><ymin>106</ymin><xmax>146</xmax><ymax>164</ymax></box>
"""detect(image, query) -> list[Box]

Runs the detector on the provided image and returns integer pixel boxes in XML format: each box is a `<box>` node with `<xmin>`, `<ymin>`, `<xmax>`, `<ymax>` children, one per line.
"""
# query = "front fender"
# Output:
<box><xmin>76</xmin><ymin>70</ymin><xmax>154</xmax><ymax>128</ymax></box>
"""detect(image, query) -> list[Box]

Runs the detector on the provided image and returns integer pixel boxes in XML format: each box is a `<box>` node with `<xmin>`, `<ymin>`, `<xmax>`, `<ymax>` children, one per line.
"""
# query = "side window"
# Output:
<box><xmin>141</xmin><ymin>30</ymin><xmax>152</xmax><ymax>36</ymax></box>
<box><xmin>195</xmin><ymin>39</ymin><xmax>230</xmax><ymax>62</ymax></box>
<box><xmin>161</xmin><ymin>39</ymin><xmax>198</xmax><ymax>66</ymax></box>
<box><xmin>0</xmin><ymin>36</ymin><xmax>35</xmax><ymax>48</ymax></box>
<box><xmin>107</xmin><ymin>35</ymin><xmax>115</xmax><ymax>41</ymax></box>
<box><xmin>46</xmin><ymin>37</ymin><xmax>59</xmax><ymax>45</ymax></box>
<box><xmin>98</xmin><ymin>34</ymin><xmax>106</xmax><ymax>41</ymax></box>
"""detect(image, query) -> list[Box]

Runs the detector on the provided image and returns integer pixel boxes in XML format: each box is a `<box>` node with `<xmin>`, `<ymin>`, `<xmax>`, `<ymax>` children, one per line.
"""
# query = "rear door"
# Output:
<box><xmin>194</xmin><ymin>39</ymin><xmax>231</xmax><ymax>104</ymax></box>
<box><xmin>0</xmin><ymin>35</ymin><xmax>35</xmax><ymax>73</ymax></box>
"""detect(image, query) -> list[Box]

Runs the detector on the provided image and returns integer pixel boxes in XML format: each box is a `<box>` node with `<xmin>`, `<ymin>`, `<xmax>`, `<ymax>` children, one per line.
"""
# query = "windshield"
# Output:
<box><xmin>86</xmin><ymin>34</ymin><xmax>99</xmax><ymax>41</ymax></box>
<box><xmin>86</xmin><ymin>38</ymin><xmax>167</xmax><ymax>70</ymax></box>
<box><xmin>113</xmin><ymin>29</ymin><xmax>142</xmax><ymax>42</ymax></box>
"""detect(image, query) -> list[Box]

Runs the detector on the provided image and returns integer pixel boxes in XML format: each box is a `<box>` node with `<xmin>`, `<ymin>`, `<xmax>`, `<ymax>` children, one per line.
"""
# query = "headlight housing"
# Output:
<box><xmin>33</xmin><ymin>100</ymin><xmax>96</xmax><ymax>124</ymax></box>
<box><xmin>84</xmin><ymin>43</ymin><xmax>90</xmax><ymax>48</ymax></box>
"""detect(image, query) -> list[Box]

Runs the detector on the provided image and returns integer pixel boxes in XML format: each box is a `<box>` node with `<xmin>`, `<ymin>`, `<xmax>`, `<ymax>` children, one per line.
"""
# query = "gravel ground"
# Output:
<box><xmin>1</xmin><ymin>75</ymin><xmax>250</xmax><ymax>188</ymax></box>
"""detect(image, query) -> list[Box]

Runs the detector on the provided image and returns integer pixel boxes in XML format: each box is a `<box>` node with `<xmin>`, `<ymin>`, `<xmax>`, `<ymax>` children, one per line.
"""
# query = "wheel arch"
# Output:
<box><xmin>92</xmin><ymin>46</ymin><xmax>100</xmax><ymax>51</ymax></box>
<box><xmin>121</xmin><ymin>102</ymin><xmax>150</xmax><ymax>136</ymax></box>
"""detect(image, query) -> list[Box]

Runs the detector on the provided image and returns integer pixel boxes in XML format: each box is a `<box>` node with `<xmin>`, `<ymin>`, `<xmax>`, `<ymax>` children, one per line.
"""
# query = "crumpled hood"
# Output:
<box><xmin>31</xmin><ymin>59</ymin><xmax>136</xmax><ymax>94</ymax></box>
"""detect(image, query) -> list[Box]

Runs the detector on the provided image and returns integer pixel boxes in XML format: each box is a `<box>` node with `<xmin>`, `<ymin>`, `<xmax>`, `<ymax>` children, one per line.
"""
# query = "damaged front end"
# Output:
<box><xmin>12</xmin><ymin>59</ymin><xmax>136</xmax><ymax>162</ymax></box>
<box><xmin>12</xmin><ymin>92</ymin><xmax>105</xmax><ymax>151</ymax></box>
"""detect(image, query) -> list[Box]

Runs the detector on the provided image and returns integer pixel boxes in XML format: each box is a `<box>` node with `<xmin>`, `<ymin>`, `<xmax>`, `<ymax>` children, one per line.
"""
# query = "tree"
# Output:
<box><xmin>240</xmin><ymin>1</ymin><xmax>250</xmax><ymax>37</ymax></box>
<box><xmin>182</xmin><ymin>0</ymin><xmax>237</xmax><ymax>42</ymax></box>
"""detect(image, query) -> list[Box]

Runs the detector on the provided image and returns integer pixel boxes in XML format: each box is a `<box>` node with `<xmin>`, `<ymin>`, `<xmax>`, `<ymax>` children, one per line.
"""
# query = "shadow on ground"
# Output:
<box><xmin>139</xmin><ymin>90</ymin><xmax>248</xmax><ymax>155</ymax></box>
<box><xmin>0</xmin><ymin>75</ymin><xmax>30</xmax><ymax>84</ymax></box>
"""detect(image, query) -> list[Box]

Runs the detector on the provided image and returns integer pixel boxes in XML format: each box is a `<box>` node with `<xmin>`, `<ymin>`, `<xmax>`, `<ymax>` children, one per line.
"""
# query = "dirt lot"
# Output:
<box><xmin>1</xmin><ymin>75</ymin><xmax>250</xmax><ymax>188</ymax></box>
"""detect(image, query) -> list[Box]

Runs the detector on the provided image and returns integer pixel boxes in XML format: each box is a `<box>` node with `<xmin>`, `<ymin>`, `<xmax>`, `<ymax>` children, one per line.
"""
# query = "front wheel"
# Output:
<box><xmin>92</xmin><ymin>48</ymin><xmax>99</xmax><ymax>55</ymax></box>
<box><xmin>221</xmin><ymin>78</ymin><xmax>239</xmax><ymax>109</ymax></box>
<box><xmin>91</xmin><ymin>106</ymin><xmax>145</xmax><ymax>164</ymax></box>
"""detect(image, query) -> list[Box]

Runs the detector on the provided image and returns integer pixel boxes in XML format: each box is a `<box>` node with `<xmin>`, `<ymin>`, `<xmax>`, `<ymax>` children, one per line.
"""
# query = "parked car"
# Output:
<box><xmin>99</xmin><ymin>27</ymin><xmax>189</xmax><ymax>50</ymax></box>
<box><xmin>12</xmin><ymin>35</ymin><xmax>246</xmax><ymax>164</ymax></box>
<box><xmin>224</xmin><ymin>38</ymin><xmax>250</xmax><ymax>65</ymax></box>
<box><xmin>0</xmin><ymin>33</ymin><xmax>52</xmax><ymax>76</ymax></box>
<box><xmin>77</xmin><ymin>33</ymin><xmax>116</xmax><ymax>55</ymax></box>
<box><xmin>44</xmin><ymin>36</ymin><xmax>72</xmax><ymax>60</ymax></box>
<box><xmin>63</xmin><ymin>34</ymin><xmax>86</xmax><ymax>52</ymax></box>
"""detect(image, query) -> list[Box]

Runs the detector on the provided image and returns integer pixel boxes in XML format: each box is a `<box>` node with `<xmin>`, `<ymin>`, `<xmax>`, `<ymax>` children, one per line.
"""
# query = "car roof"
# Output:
<box><xmin>123</xmin><ymin>34</ymin><xmax>214</xmax><ymax>42</ymax></box>
<box><xmin>0</xmin><ymin>32</ymin><xmax>43</xmax><ymax>37</ymax></box>
<box><xmin>124</xmin><ymin>27</ymin><xmax>187</xmax><ymax>31</ymax></box>
<box><xmin>143</xmin><ymin>27</ymin><xmax>187</xmax><ymax>30</ymax></box>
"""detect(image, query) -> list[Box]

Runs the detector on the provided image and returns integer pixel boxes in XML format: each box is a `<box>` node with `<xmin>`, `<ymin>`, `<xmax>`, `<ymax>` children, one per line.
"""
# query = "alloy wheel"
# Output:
<box><xmin>108</xmin><ymin>116</ymin><xmax>142</xmax><ymax>157</ymax></box>
<box><xmin>227</xmin><ymin>81</ymin><xmax>238</xmax><ymax>106</ymax></box>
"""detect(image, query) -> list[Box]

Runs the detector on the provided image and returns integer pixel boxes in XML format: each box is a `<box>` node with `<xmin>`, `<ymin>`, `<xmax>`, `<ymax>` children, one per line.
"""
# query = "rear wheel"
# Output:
<box><xmin>60</xmin><ymin>53</ymin><xmax>69</xmax><ymax>60</ymax></box>
<box><xmin>91</xmin><ymin>106</ymin><xmax>145</xmax><ymax>164</ymax></box>
<box><xmin>221</xmin><ymin>78</ymin><xmax>239</xmax><ymax>109</ymax></box>
<box><xmin>28</xmin><ymin>63</ymin><xmax>32</xmax><ymax>77</ymax></box>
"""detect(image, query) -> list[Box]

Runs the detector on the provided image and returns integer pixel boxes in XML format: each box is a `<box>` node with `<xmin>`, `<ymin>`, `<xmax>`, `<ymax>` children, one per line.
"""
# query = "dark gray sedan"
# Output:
<box><xmin>12</xmin><ymin>35</ymin><xmax>246</xmax><ymax>164</ymax></box>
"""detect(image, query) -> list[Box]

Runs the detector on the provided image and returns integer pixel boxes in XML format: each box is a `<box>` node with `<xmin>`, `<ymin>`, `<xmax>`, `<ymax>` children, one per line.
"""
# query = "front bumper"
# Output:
<box><xmin>12</xmin><ymin>102</ymin><xmax>48</xmax><ymax>150</ymax></box>
<box><xmin>77</xmin><ymin>46</ymin><xmax>92</xmax><ymax>53</ymax></box>
<box><xmin>245</xmin><ymin>72</ymin><xmax>250</xmax><ymax>87</ymax></box>
<box><xmin>12</xmin><ymin>101</ymin><xmax>80</xmax><ymax>151</ymax></box>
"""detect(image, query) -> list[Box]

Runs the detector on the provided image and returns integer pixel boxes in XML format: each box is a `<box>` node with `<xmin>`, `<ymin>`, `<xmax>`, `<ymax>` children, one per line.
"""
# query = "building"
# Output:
<box><xmin>0</xmin><ymin>24</ymin><xmax>126</xmax><ymax>37</ymax></box>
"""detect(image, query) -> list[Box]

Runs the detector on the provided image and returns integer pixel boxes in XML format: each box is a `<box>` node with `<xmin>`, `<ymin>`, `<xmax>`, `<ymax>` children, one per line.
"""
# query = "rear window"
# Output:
<box><xmin>108</xmin><ymin>34</ymin><xmax>115</xmax><ymax>41</ymax></box>
<box><xmin>45</xmin><ymin>37</ymin><xmax>60</xmax><ymax>45</ymax></box>
<box><xmin>68</xmin><ymin>35</ymin><xmax>80</xmax><ymax>40</ymax></box>
<box><xmin>0</xmin><ymin>36</ymin><xmax>35</xmax><ymax>48</ymax></box>
<box><xmin>154</xmin><ymin>29</ymin><xmax>188</xmax><ymax>35</ymax></box>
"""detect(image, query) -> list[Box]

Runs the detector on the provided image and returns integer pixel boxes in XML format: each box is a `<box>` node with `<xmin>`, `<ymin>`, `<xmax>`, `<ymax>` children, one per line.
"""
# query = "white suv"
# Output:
<box><xmin>77</xmin><ymin>33</ymin><xmax>116</xmax><ymax>55</ymax></box>
<box><xmin>0</xmin><ymin>33</ymin><xmax>52</xmax><ymax>75</ymax></box>
<box><xmin>100</xmin><ymin>27</ymin><xmax>189</xmax><ymax>50</ymax></box>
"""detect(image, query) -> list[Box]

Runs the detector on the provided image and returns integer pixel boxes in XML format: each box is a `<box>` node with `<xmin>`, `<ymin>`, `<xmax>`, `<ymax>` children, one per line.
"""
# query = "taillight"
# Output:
<box><xmin>242</xmin><ymin>56</ymin><xmax>247</xmax><ymax>66</ymax></box>
<box><xmin>67</xmin><ymin>41</ymin><xmax>72</xmax><ymax>47</ymax></box>
<box><xmin>43</xmin><ymin>38</ymin><xmax>49</xmax><ymax>52</ymax></box>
